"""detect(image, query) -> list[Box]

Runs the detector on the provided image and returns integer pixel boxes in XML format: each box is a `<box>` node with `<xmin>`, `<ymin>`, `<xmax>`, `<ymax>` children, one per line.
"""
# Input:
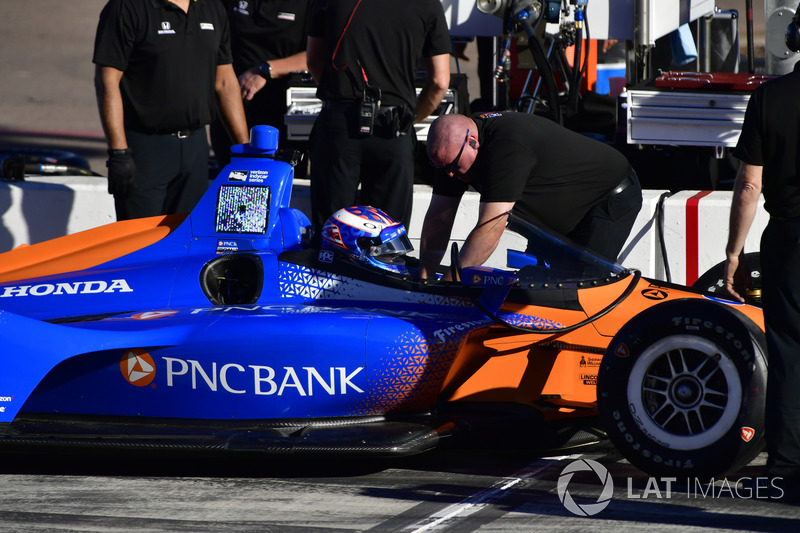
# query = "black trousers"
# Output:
<box><xmin>117</xmin><ymin>128</ymin><xmax>209</xmax><ymax>221</ymax></box>
<box><xmin>761</xmin><ymin>218</ymin><xmax>800</xmax><ymax>482</ymax></box>
<box><xmin>309</xmin><ymin>107</ymin><xmax>415</xmax><ymax>232</ymax></box>
<box><xmin>566</xmin><ymin>168</ymin><xmax>643</xmax><ymax>263</ymax></box>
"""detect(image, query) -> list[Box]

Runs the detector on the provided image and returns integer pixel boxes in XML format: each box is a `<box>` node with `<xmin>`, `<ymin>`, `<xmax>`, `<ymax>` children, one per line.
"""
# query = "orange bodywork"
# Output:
<box><xmin>0</xmin><ymin>214</ymin><xmax>186</xmax><ymax>283</ymax></box>
<box><xmin>440</xmin><ymin>275</ymin><xmax>765</xmax><ymax>419</ymax></box>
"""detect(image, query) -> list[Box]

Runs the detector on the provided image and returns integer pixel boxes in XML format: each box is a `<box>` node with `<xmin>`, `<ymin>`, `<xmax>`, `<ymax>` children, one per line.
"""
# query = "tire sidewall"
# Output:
<box><xmin>598</xmin><ymin>298</ymin><xmax>767</xmax><ymax>478</ymax></box>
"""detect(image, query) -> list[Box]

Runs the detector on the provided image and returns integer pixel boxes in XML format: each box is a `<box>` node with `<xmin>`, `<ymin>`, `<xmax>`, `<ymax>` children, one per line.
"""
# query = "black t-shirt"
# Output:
<box><xmin>733</xmin><ymin>64</ymin><xmax>800</xmax><ymax>219</ymax></box>
<box><xmin>93</xmin><ymin>0</ymin><xmax>232</xmax><ymax>133</ymax></box>
<box><xmin>308</xmin><ymin>0</ymin><xmax>450</xmax><ymax>108</ymax></box>
<box><xmin>222</xmin><ymin>0</ymin><xmax>311</xmax><ymax>126</ymax></box>
<box><xmin>433</xmin><ymin>112</ymin><xmax>632</xmax><ymax>235</ymax></box>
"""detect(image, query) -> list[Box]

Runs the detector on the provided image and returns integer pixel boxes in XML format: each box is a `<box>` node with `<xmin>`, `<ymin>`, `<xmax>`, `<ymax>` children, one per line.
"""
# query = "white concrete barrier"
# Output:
<box><xmin>0</xmin><ymin>175</ymin><xmax>770</xmax><ymax>286</ymax></box>
<box><xmin>0</xmin><ymin>176</ymin><xmax>114</xmax><ymax>252</ymax></box>
<box><xmin>660</xmin><ymin>190</ymin><xmax>767</xmax><ymax>285</ymax></box>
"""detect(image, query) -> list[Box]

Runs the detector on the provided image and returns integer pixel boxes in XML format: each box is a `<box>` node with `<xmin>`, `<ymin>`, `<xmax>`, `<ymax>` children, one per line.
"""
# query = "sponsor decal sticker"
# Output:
<box><xmin>162</xmin><ymin>357</ymin><xmax>365</xmax><ymax>396</ymax></box>
<box><xmin>0</xmin><ymin>279</ymin><xmax>133</xmax><ymax>298</ymax></box>
<box><xmin>132</xmin><ymin>310</ymin><xmax>179</xmax><ymax>320</ymax></box>
<box><xmin>741</xmin><ymin>427</ymin><xmax>755</xmax><ymax>442</ymax></box>
<box><xmin>121</xmin><ymin>349</ymin><xmax>156</xmax><ymax>387</ymax></box>
<box><xmin>641</xmin><ymin>288</ymin><xmax>668</xmax><ymax>300</ymax></box>
<box><xmin>614</xmin><ymin>343</ymin><xmax>630</xmax><ymax>358</ymax></box>
<box><xmin>228</xmin><ymin>170</ymin><xmax>247</xmax><ymax>181</ymax></box>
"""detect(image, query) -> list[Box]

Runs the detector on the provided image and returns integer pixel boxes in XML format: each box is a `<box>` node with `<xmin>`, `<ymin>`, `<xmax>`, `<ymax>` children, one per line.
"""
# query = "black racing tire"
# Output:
<box><xmin>692</xmin><ymin>252</ymin><xmax>762</xmax><ymax>306</ymax></box>
<box><xmin>597</xmin><ymin>298</ymin><xmax>767</xmax><ymax>479</ymax></box>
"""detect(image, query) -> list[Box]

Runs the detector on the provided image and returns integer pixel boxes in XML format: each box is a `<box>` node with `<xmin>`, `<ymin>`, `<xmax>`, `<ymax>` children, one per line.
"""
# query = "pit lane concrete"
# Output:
<box><xmin>0</xmin><ymin>442</ymin><xmax>798</xmax><ymax>532</ymax></box>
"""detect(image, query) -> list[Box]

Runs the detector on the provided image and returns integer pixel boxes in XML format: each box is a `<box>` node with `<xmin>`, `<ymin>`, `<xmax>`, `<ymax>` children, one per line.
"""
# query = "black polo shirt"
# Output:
<box><xmin>222</xmin><ymin>0</ymin><xmax>311</xmax><ymax>126</ymax></box>
<box><xmin>308</xmin><ymin>0</ymin><xmax>450</xmax><ymax>108</ymax></box>
<box><xmin>734</xmin><ymin>63</ymin><xmax>800</xmax><ymax>219</ymax></box>
<box><xmin>433</xmin><ymin>112</ymin><xmax>632</xmax><ymax>235</ymax></box>
<box><xmin>224</xmin><ymin>0</ymin><xmax>310</xmax><ymax>75</ymax></box>
<box><xmin>93</xmin><ymin>0</ymin><xmax>232</xmax><ymax>133</ymax></box>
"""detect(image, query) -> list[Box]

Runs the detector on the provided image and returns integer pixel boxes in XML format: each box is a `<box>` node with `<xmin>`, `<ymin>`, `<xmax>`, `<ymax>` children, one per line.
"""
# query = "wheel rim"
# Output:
<box><xmin>626</xmin><ymin>335</ymin><xmax>742</xmax><ymax>451</ymax></box>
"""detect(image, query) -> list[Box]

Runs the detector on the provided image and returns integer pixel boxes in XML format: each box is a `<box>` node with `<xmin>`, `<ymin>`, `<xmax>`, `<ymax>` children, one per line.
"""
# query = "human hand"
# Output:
<box><xmin>106</xmin><ymin>148</ymin><xmax>136</xmax><ymax>198</ymax></box>
<box><xmin>239</xmin><ymin>68</ymin><xmax>267</xmax><ymax>102</ymax></box>
<box><xmin>723</xmin><ymin>255</ymin><xmax>745</xmax><ymax>303</ymax></box>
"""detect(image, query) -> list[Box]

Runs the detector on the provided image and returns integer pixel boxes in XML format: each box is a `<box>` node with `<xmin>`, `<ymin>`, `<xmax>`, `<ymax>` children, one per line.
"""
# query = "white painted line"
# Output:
<box><xmin>403</xmin><ymin>455</ymin><xmax>572</xmax><ymax>533</ymax></box>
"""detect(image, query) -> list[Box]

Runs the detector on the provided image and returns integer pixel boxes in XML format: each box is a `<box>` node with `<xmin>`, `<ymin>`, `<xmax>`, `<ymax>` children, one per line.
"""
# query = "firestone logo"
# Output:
<box><xmin>0</xmin><ymin>279</ymin><xmax>133</xmax><ymax>298</ymax></box>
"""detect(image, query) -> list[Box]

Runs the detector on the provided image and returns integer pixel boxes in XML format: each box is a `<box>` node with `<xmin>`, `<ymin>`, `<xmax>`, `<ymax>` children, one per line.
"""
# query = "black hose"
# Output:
<box><xmin>656</xmin><ymin>192</ymin><xmax>673</xmax><ymax>283</ymax></box>
<box><xmin>520</xmin><ymin>15</ymin><xmax>562</xmax><ymax>124</ymax></box>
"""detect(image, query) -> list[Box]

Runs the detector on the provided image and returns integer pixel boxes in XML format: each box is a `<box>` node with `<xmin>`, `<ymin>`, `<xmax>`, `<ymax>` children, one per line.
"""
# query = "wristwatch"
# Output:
<box><xmin>258</xmin><ymin>62</ymin><xmax>273</xmax><ymax>81</ymax></box>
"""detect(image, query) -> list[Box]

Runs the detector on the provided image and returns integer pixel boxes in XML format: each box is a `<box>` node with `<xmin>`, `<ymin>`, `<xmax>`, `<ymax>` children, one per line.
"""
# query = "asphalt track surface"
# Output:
<box><xmin>1</xmin><ymin>440</ymin><xmax>798</xmax><ymax>532</ymax></box>
<box><xmin>2</xmin><ymin>2</ymin><xmax>797</xmax><ymax>532</ymax></box>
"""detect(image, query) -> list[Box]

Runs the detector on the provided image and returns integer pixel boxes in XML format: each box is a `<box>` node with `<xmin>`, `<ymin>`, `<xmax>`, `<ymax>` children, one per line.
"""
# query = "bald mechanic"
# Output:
<box><xmin>419</xmin><ymin>112</ymin><xmax>642</xmax><ymax>280</ymax></box>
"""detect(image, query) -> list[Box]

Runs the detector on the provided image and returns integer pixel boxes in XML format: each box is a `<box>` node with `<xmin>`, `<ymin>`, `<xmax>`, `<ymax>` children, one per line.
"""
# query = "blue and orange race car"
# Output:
<box><xmin>0</xmin><ymin>126</ymin><xmax>767</xmax><ymax>479</ymax></box>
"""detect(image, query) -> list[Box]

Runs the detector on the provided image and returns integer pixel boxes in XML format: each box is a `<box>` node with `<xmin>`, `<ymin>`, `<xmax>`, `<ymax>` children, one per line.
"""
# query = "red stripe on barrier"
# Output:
<box><xmin>686</xmin><ymin>191</ymin><xmax>712</xmax><ymax>285</ymax></box>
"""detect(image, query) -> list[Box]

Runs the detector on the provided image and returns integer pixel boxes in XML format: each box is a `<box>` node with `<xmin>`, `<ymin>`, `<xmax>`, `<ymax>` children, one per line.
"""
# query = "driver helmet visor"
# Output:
<box><xmin>368</xmin><ymin>225</ymin><xmax>413</xmax><ymax>257</ymax></box>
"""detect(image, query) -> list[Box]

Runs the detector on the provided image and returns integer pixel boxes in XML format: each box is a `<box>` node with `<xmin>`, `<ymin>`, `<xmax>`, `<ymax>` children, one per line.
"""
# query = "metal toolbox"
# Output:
<box><xmin>626</xmin><ymin>72</ymin><xmax>773</xmax><ymax>148</ymax></box>
<box><xmin>285</xmin><ymin>83</ymin><xmax>460</xmax><ymax>142</ymax></box>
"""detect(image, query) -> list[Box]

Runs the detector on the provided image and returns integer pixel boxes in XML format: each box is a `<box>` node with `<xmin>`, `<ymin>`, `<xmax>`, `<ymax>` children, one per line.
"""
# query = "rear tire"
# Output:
<box><xmin>597</xmin><ymin>299</ymin><xmax>767</xmax><ymax>478</ymax></box>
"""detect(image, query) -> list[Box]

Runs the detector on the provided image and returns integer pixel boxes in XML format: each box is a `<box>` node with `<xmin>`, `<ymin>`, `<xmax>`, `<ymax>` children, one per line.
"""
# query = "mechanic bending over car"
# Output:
<box><xmin>93</xmin><ymin>0</ymin><xmax>250</xmax><ymax>221</ymax></box>
<box><xmin>722</xmin><ymin>6</ymin><xmax>800</xmax><ymax>501</ymax></box>
<box><xmin>419</xmin><ymin>112</ymin><xmax>642</xmax><ymax>281</ymax></box>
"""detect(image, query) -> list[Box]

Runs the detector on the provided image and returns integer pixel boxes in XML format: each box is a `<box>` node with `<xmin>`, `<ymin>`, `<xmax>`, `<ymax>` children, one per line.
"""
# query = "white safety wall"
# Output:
<box><xmin>0</xmin><ymin>177</ymin><xmax>771</xmax><ymax>285</ymax></box>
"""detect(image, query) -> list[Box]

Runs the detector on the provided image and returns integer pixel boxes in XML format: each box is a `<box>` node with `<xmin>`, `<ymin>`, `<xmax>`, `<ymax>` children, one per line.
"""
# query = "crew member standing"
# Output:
<box><xmin>419</xmin><ymin>112</ymin><xmax>642</xmax><ymax>279</ymax></box>
<box><xmin>305</xmin><ymin>0</ymin><xmax>451</xmax><ymax>232</ymax></box>
<box><xmin>93</xmin><ymin>0</ymin><xmax>250</xmax><ymax>221</ymax></box>
<box><xmin>724</xmin><ymin>10</ymin><xmax>800</xmax><ymax>499</ymax></box>
<box><xmin>210</xmin><ymin>0</ymin><xmax>312</xmax><ymax>169</ymax></box>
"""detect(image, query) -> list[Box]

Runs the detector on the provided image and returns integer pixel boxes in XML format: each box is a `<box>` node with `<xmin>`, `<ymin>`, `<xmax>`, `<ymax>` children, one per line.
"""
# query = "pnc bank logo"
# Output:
<box><xmin>121</xmin><ymin>349</ymin><xmax>156</xmax><ymax>387</ymax></box>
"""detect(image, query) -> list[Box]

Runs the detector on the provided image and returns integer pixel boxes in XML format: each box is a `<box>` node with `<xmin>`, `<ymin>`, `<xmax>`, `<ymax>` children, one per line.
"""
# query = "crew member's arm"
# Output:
<box><xmin>239</xmin><ymin>51</ymin><xmax>308</xmax><ymax>102</ymax></box>
<box><xmin>724</xmin><ymin>161</ymin><xmax>763</xmax><ymax>302</ymax></box>
<box><xmin>419</xmin><ymin>193</ymin><xmax>461</xmax><ymax>279</ymax></box>
<box><xmin>215</xmin><ymin>63</ymin><xmax>251</xmax><ymax>144</ymax></box>
<box><xmin>414</xmin><ymin>53</ymin><xmax>450</xmax><ymax>122</ymax></box>
<box><xmin>455</xmin><ymin>201</ymin><xmax>515</xmax><ymax>279</ymax></box>
<box><xmin>94</xmin><ymin>65</ymin><xmax>127</xmax><ymax>150</ymax></box>
<box><xmin>306</xmin><ymin>36</ymin><xmax>324</xmax><ymax>84</ymax></box>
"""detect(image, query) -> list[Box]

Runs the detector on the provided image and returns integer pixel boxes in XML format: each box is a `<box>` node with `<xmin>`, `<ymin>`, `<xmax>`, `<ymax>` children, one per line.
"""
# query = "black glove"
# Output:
<box><xmin>106</xmin><ymin>148</ymin><xmax>136</xmax><ymax>197</ymax></box>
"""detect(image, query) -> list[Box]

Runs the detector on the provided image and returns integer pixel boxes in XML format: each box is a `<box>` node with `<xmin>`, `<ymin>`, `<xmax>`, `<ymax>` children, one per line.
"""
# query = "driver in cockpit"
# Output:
<box><xmin>320</xmin><ymin>206</ymin><xmax>414</xmax><ymax>274</ymax></box>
